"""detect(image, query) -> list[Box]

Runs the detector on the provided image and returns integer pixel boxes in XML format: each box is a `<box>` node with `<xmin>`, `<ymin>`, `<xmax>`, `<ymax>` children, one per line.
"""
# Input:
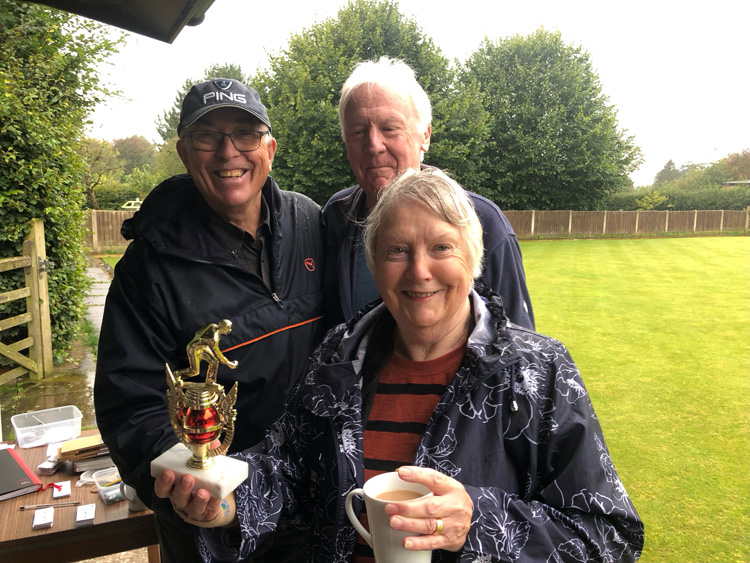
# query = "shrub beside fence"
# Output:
<box><xmin>86</xmin><ymin>208</ymin><xmax>750</xmax><ymax>252</ymax></box>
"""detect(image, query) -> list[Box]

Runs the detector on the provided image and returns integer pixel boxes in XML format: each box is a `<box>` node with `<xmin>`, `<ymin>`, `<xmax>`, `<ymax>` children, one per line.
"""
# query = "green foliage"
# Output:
<box><xmin>0</xmin><ymin>1</ymin><xmax>120</xmax><ymax>360</ymax></box>
<box><xmin>94</xmin><ymin>181</ymin><xmax>140</xmax><ymax>210</ymax></box>
<box><xmin>668</xmin><ymin>186</ymin><xmax>750</xmax><ymax>210</ymax></box>
<box><xmin>251</xmin><ymin>0</ymin><xmax>488</xmax><ymax>204</ymax></box>
<box><xmin>654</xmin><ymin>159</ymin><xmax>680</xmax><ymax>185</ymax></box>
<box><xmin>113</xmin><ymin>135</ymin><xmax>155</xmax><ymax>173</ymax></box>
<box><xmin>647</xmin><ymin>151</ymin><xmax>749</xmax><ymax>194</ymax></box>
<box><xmin>636</xmin><ymin>190</ymin><xmax>670</xmax><ymax>210</ymax></box>
<box><xmin>461</xmin><ymin>29</ymin><xmax>642</xmax><ymax>210</ymax></box>
<box><xmin>602</xmin><ymin>186</ymin><xmax>750</xmax><ymax>211</ymax></box>
<box><xmin>80</xmin><ymin>137</ymin><xmax>121</xmax><ymax>208</ymax></box>
<box><xmin>156</xmin><ymin>63</ymin><xmax>249</xmax><ymax>144</ymax></box>
<box><xmin>152</xmin><ymin>136</ymin><xmax>185</xmax><ymax>178</ymax></box>
<box><xmin>121</xmin><ymin>165</ymin><xmax>160</xmax><ymax>198</ymax></box>
<box><xmin>724</xmin><ymin>149</ymin><xmax>750</xmax><ymax>180</ymax></box>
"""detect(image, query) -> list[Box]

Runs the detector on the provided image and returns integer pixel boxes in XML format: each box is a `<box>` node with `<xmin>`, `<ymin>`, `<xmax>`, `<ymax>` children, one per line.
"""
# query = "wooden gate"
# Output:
<box><xmin>0</xmin><ymin>219</ymin><xmax>54</xmax><ymax>385</ymax></box>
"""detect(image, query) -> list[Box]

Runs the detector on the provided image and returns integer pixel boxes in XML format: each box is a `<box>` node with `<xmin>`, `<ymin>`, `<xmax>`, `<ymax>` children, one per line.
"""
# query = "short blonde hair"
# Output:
<box><xmin>363</xmin><ymin>168</ymin><xmax>483</xmax><ymax>279</ymax></box>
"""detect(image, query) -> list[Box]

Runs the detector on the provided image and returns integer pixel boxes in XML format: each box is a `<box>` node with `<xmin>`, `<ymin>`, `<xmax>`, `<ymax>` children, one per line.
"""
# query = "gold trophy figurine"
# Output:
<box><xmin>151</xmin><ymin>320</ymin><xmax>249</xmax><ymax>499</ymax></box>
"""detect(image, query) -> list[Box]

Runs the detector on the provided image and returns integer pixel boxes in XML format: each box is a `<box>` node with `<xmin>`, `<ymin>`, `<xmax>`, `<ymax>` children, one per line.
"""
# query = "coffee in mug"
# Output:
<box><xmin>345</xmin><ymin>471</ymin><xmax>433</xmax><ymax>562</ymax></box>
<box><xmin>376</xmin><ymin>489</ymin><xmax>423</xmax><ymax>501</ymax></box>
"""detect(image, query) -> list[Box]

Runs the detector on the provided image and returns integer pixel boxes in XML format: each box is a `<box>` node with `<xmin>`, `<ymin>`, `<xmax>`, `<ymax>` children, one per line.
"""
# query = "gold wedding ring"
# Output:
<box><xmin>433</xmin><ymin>518</ymin><xmax>444</xmax><ymax>535</ymax></box>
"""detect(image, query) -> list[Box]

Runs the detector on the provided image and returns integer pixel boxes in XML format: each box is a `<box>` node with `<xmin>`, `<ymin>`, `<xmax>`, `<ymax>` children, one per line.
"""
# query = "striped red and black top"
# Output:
<box><xmin>353</xmin><ymin>343</ymin><xmax>465</xmax><ymax>563</ymax></box>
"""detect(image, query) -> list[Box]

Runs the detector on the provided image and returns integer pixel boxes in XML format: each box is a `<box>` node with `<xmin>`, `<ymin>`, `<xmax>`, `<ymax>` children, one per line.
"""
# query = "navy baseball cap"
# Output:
<box><xmin>177</xmin><ymin>78</ymin><xmax>271</xmax><ymax>135</ymax></box>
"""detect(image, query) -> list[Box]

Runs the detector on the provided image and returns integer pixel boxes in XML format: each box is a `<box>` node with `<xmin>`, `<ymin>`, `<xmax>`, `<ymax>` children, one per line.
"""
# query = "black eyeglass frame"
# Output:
<box><xmin>183</xmin><ymin>130</ymin><xmax>270</xmax><ymax>152</ymax></box>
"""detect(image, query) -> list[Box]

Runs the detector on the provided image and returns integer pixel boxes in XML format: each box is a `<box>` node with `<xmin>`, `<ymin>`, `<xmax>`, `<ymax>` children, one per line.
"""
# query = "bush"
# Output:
<box><xmin>0</xmin><ymin>3</ymin><xmax>120</xmax><ymax>360</ymax></box>
<box><xmin>603</xmin><ymin>187</ymin><xmax>750</xmax><ymax>211</ymax></box>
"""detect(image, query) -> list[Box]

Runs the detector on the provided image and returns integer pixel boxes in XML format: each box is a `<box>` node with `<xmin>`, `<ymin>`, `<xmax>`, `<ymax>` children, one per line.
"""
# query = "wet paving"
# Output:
<box><xmin>0</xmin><ymin>261</ymin><xmax>107</xmax><ymax>441</ymax></box>
<box><xmin>0</xmin><ymin>259</ymin><xmax>151</xmax><ymax>562</ymax></box>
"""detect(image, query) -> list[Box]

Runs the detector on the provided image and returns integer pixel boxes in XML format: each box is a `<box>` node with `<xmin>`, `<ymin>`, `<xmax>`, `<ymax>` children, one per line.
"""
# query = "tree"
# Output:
<box><xmin>251</xmin><ymin>0</ymin><xmax>490</xmax><ymax>204</ymax></box>
<box><xmin>0</xmin><ymin>1</ymin><xmax>121</xmax><ymax>359</ymax></box>
<box><xmin>113</xmin><ymin>135</ymin><xmax>155</xmax><ymax>173</ymax></box>
<box><xmin>156</xmin><ymin>63</ymin><xmax>248</xmax><ymax>144</ymax></box>
<box><xmin>654</xmin><ymin>159</ymin><xmax>681</xmax><ymax>186</ymax></box>
<box><xmin>152</xmin><ymin>139</ymin><xmax>186</xmax><ymax>179</ymax></box>
<box><xmin>462</xmin><ymin>29</ymin><xmax>642</xmax><ymax>210</ymax></box>
<box><xmin>723</xmin><ymin>149</ymin><xmax>750</xmax><ymax>180</ymax></box>
<box><xmin>80</xmin><ymin>138</ymin><xmax>121</xmax><ymax>209</ymax></box>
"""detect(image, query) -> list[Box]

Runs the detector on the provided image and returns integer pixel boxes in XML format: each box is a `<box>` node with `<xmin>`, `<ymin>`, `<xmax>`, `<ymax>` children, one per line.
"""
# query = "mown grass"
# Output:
<box><xmin>519</xmin><ymin>236</ymin><xmax>750</xmax><ymax>562</ymax></box>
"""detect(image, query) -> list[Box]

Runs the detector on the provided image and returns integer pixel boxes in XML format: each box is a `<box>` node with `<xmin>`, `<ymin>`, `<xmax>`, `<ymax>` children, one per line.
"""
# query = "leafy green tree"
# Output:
<box><xmin>723</xmin><ymin>149</ymin><xmax>750</xmax><ymax>180</ymax></box>
<box><xmin>156</xmin><ymin>63</ymin><xmax>248</xmax><ymax>144</ymax></box>
<box><xmin>251</xmin><ymin>0</ymin><xmax>490</xmax><ymax>204</ymax></box>
<box><xmin>113</xmin><ymin>135</ymin><xmax>155</xmax><ymax>173</ymax></box>
<box><xmin>666</xmin><ymin>162</ymin><xmax>728</xmax><ymax>192</ymax></box>
<box><xmin>122</xmin><ymin>165</ymin><xmax>161</xmax><ymax>198</ymax></box>
<box><xmin>0</xmin><ymin>1</ymin><xmax>121</xmax><ymax>359</ymax></box>
<box><xmin>462</xmin><ymin>29</ymin><xmax>642</xmax><ymax>210</ymax></box>
<box><xmin>80</xmin><ymin>138</ymin><xmax>121</xmax><ymax>209</ymax></box>
<box><xmin>654</xmin><ymin>159</ymin><xmax>681</xmax><ymax>186</ymax></box>
<box><xmin>152</xmin><ymin>136</ymin><xmax>186</xmax><ymax>179</ymax></box>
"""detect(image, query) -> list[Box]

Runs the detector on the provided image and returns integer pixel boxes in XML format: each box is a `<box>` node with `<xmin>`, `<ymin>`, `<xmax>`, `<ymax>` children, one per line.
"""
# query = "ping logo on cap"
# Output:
<box><xmin>203</xmin><ymin>91</ymin><xmax>247</xmax><ymax>106</ymax></box>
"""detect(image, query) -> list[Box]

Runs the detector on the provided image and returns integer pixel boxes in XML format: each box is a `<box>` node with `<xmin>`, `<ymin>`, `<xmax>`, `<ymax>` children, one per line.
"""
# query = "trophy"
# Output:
<box><xmin>150</xmin><ymin>320</ymin><xmax>248</xmax><ymax>500</ymax></box>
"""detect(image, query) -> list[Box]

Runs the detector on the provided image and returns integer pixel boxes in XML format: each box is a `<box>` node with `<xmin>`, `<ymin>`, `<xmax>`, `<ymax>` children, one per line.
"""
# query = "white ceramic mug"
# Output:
<box><xmin>120</xmin><ymin>482</ymin><xmax>147</xmax><ymax>512</ymax></box>
<box><xmin>345</xmin><ymin>471</ymin><xmax>433</xmax><ymax>563</ymax></box>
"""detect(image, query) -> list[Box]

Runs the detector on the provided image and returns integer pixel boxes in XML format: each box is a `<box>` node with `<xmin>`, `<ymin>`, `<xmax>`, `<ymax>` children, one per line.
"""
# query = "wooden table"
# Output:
<box><xmin>0</xmin><ymin>434</ymin><xmax>159</xmax><ymax>563</ymax></box>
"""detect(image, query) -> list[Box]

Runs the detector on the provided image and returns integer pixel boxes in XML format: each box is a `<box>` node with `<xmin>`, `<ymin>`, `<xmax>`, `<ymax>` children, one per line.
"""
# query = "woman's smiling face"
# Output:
<box><xmin>372</xmin><ymin>198</ymin><xmax>473</xmax><ymax>339</ymax></box>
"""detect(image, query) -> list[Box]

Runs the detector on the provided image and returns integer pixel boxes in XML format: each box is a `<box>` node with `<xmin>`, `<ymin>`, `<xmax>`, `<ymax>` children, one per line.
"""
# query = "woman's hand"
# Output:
<box><xmin>384</xmin><ymin>466</ymin><xmax>473</xmax><ymax>552</ymax></box>
<box><xmin>154</xmin><ymin>469</ymin><xmax>236</xmax><ymax>527</ymax></box>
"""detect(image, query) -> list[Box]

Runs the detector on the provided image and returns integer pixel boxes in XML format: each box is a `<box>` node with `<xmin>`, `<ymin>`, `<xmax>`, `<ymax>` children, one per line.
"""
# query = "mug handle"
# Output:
<box><xmin>345</xmin><ymin>488</ymin><xmax>372</xmax><ymax>547</ymax></box>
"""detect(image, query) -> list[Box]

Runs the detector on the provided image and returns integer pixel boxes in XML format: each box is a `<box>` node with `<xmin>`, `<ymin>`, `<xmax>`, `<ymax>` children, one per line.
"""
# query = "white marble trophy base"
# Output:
<box><xmin>151</xmin><ymin>443</ymin><xmax>248</xmax><ymax>500</ymax></box>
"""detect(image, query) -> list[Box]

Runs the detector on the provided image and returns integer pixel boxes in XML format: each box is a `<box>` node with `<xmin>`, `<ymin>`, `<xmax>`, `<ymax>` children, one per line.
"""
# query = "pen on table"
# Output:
<box><xmin>20</xmin><ymin>501</ymin><xmax>81</xmax><ymax>510</ymax></box>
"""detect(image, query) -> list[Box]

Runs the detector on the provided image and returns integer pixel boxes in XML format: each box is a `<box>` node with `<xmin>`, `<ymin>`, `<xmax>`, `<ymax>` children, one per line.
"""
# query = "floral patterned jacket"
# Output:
<box><xmin>197</xmin><ymin>290</ymin><xmax>644</xmax><ymax>562</ymax></box>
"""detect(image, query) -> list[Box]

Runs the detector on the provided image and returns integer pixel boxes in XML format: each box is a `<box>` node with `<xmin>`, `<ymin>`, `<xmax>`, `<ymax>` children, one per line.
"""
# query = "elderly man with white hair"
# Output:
<box><xmin>323</xmin><ymin>56</ymin><xmax>535</xmax><ymax>330</ymax></box>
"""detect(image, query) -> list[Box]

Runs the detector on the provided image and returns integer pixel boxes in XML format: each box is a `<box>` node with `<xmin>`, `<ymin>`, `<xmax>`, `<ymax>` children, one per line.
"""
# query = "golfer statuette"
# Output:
<box><xmin>150</xmin><ymin>320</ymin><xmax>248</xmax><ymax>499</ymax></box>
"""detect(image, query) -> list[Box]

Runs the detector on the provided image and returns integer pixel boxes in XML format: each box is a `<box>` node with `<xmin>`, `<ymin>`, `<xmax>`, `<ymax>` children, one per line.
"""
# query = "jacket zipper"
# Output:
<box><xmin>166</xmin><ymin>252</ymin><xmax>286</xmax><ymax>309</ymax></box>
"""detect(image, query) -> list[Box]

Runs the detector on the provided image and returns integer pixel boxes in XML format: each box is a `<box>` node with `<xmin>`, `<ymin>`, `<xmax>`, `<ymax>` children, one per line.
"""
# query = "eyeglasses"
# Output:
<box><xmin>185</xmin><ymin>130</ymin><xmax>270</xmax><ymax>152</ymax></box>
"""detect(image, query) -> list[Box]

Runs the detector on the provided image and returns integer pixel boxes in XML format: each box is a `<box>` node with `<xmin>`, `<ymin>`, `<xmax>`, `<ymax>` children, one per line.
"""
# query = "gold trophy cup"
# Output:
<box><xmin>150</xmin><ymin>320</ymin><xmax>248</xmax><ymax>499</ymax></box>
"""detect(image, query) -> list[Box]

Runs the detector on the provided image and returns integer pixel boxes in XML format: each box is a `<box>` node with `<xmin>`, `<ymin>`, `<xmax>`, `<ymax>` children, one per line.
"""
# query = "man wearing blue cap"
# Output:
<box><xmin>95</xmin><ymin>79</ymin><xmax>324</xmax><ymax>562</ymax></box>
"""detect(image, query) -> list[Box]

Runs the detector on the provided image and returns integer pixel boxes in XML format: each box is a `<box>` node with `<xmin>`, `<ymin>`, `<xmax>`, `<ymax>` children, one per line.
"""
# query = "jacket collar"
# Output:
<box><xmin>121</xmin><ymin>174</ymin><xmax>283</xmax><ymax>272</ymax></box>
<box><xmin>306</xmin><ymin>288</ymin><xmax>520</xmax><ymax>408</ymax></box>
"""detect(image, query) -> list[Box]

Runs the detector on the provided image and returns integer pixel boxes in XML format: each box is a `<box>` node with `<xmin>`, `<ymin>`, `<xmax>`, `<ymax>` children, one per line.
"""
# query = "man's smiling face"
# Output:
<box><xmin>177</xmin><ymin>107</ymin><xmax>276</xmax><ymax>220</ymax></box>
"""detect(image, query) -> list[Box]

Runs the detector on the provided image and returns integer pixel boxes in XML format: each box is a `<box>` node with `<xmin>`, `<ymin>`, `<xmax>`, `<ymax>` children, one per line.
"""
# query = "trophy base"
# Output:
<box><xmin>151</xmin><ymin>443</ymin><xmax>248</xmax><ymax>500</ymax></box>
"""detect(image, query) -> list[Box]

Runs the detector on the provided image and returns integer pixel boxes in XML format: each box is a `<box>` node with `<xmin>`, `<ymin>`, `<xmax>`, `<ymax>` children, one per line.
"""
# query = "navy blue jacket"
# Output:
<box><xmin>322</xmin><ymin>180</ymin><xmax>535</xmax><ymax>330</ymax></box>
<box><xmin>94</xmin><ymin>174</ymin><xmax>325</xmax><ymax>508</ymax></box>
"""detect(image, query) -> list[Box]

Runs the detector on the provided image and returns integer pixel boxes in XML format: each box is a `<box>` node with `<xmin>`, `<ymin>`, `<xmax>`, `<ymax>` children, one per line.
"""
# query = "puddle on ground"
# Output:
<box><xmin>0</xmin><ymin>345</ymin><xmax>96</xmax><ymax>442</ymax></box>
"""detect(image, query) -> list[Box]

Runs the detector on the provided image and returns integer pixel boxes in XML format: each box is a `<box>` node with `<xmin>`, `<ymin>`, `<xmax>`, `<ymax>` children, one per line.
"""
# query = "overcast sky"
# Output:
<box><xmin>87</xmin><ymin>0</ymin><xmax>748</xmax><ymax>187</ymax></box>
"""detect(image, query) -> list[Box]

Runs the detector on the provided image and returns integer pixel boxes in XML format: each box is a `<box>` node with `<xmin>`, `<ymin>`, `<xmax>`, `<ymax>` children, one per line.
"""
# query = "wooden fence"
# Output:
<box><xmin>503</xmin><ymin>209</ymin><xmax>749</xmax><ymax>237</ymax></box>
<box><xmin>85</xmin><ymin>208</ymin><xmax>750</xmax><ymax>252</ymax></box>
<box><xmin>0</xmin><ymin>219</ymin><xmax>54</xmax><ymax>385</ymax></box>
<box><xmin>85</xmin><ymin>210</ymin><xmax>134</xmax><ymax>253</ymax></box>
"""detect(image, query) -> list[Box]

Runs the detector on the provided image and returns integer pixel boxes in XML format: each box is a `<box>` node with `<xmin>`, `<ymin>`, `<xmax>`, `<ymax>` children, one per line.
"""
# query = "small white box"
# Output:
<box><xmin>11</xmin><ymin>406</ymin><xmax>83</xmax><ymax>449</ymax></box>
<box><xmin>32</xmin><ymin>507</ymin><xmax>54</xmax><ymax>530</ymax></box>
<box><xmin>75</xmin><ymin>503</ymin><xmax>96</xmax><ymax>527</ymax></box>
<box><xmin>52</xmin><ymin>480</ymin><xmax>71</xmax><ymax>499</ymax></box>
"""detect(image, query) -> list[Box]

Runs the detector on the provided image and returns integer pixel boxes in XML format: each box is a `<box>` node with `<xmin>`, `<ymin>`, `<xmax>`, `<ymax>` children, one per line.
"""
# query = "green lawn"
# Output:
<box><xmin>520</xmin><ymin>236</ymin><xmax>750</xmax><ymax>562</ymax></box>
<box><xmin>100</xmin><ymin>255</ymin><xmax>120</xmax><ymax>269</ymax></box>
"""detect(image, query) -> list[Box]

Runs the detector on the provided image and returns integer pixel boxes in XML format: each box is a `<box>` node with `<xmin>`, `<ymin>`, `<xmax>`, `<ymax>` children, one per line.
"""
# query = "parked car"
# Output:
<box><xmin>121</xmin><ymin>198</ymin><xmax>142</xmax><ymax>210</ymax></box>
